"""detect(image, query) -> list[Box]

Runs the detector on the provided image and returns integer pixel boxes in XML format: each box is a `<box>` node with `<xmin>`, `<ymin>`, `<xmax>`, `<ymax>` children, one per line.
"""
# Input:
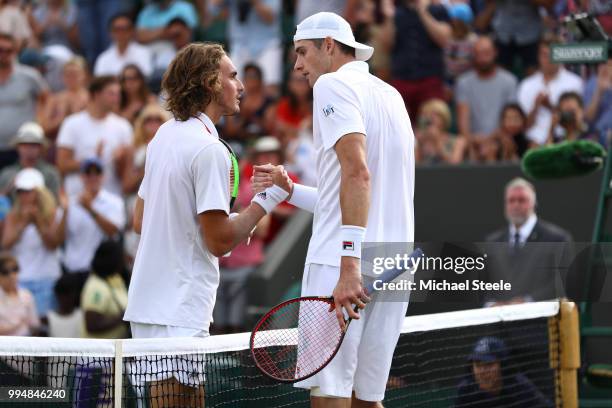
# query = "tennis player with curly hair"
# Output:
<box><xmin>123</xmin><ymin>43</ymin><xmax>288</xmax><ymax>407</ymax></box>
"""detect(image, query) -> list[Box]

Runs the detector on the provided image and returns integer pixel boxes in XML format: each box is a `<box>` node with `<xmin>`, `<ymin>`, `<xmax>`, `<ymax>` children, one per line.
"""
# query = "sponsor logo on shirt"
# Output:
<box><xmin>342</xmin><ymin>241</ymin><xmax>354</xmax><ymax>251</ymax></box>
<box><xmin>322</xmin><ymin>104</ymin><xmax>335</xmax><ymax>117</ymax></box>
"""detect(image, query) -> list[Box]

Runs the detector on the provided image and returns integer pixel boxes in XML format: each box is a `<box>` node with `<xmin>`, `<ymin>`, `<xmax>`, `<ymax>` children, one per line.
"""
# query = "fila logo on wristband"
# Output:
<box><xmin>342</xmin><ymin>241</ymin><xmax>354</xmax><ymax>251</ymax></box>
<box><xmin>256</xmin><ymin>191</ymin><xmax>267</xmax><ymax>200</ymax></box>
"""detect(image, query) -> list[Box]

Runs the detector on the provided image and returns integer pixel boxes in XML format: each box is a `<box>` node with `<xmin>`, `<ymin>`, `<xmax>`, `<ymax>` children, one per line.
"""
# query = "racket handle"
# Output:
<box><xmin>364</xmin><ymin>247</ymin><xmax>423</xmax><ymax>294</ymax></box>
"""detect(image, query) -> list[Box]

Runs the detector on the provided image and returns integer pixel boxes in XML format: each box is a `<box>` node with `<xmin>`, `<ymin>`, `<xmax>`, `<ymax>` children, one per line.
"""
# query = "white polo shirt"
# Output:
<box><xmin>518</xmin><ymin>68</ymin><xmax>583</xmax><ymax>145</ymax></box>
<box><xmin>305</xmin><ymin>61</ymin><xmax>415</xmax><ymax>272</ymax></box>
<box><xmin>124</xmin><ymin>113</ymin><xmax>231</xmax><ymax>330</ymax></box>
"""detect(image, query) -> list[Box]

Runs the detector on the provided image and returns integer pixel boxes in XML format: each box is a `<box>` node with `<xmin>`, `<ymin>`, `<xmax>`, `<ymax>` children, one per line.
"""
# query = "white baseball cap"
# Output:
<box><xmin>14</xmin><ymin>168</ymin><xmax>45</xmax><ymax>190</ymax></box>
<box><xmin>294</xmin><ymin>12</ymin><xmax>374</xmax><ymax>62</ymax></box>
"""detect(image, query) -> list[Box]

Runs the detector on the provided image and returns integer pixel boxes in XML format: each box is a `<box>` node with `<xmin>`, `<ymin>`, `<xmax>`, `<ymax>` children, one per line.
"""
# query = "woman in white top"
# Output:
<box><xmin>1</xmin><ymin>168</ymin><xmax>63</xmax><ymax>317</ymax></box>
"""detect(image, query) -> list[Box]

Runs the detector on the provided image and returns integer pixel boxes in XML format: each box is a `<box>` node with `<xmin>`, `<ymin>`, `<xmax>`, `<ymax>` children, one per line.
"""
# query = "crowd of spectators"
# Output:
<box><xmin>0</xmin><ymin>0</ymin><xmax>610</xmax><ymax>338</ymax></box>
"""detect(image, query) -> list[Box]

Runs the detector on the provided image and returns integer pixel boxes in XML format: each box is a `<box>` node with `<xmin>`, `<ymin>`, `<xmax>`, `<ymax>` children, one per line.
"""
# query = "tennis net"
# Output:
<box><xmin>0</xmin><ymin>301</ymin><xmax>577</xmax><ymax>407</ymax></box>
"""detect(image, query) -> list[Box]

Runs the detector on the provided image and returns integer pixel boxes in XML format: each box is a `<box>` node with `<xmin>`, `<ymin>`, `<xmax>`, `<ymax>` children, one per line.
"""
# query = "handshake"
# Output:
<box><xmin>249</xmin><ymin>164</ymin><xmax>294</xmax><ymax>214</ymax></box>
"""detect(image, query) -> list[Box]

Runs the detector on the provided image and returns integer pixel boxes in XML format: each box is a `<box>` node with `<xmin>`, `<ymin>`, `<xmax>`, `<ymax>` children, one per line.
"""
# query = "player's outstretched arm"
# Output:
<box><xmin>333</xmin><ymin>132</ymin><xmax>371</xmax><ymax>329</ymax></box>
<box><xmin>252</xmin><ymin>164</ymin><xmax>318</xmax><ymax>213</ymax></box>
<box><xmin>199</xmin><ymin>182</ymin><xmax>288</xmax><ymax>257</ymax></box>
<box><xmin>199</xmin><ymin>206</ymin><xmax>267</xmax><ymax>257</ymax></box>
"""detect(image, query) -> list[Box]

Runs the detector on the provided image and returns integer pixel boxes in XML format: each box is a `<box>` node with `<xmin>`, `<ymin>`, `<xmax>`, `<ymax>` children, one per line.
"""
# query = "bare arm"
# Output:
<box><xmin>33</xmin><ymin>212</ymin><xmax>60</xmax><ymax>249</ymax></box>
<box><xmin>199</xmin><ymin>204</ymin><xmax>267</xmax><ymax>257</ymax></box>
<box><xmin>250</xmin><ymin>0</ymin><xmax>275</xmax><ymax>24</ymax></box>
<box><xmin>88</xmin><ymin>208</ymin><xmax>119</xmax><ymax>236</ymax></box>
<box><xmin>474</xmin><ymin>0</ymin><xmax>496</xmax><ymax>32</ymax></box>
<box><xmin>85</xmin><ymin>310</ymin><xmax>124</xmax><ymax>333</ymax></box>
<box><xmin>456</xmin><ymin>101</ymin><xmax>472</xmax><ymax>138</ymax></box>
<box><xmin>338</xmin><ymin>134</ymin><xmax>370</xmax><ymax>227</ymax></box>
<box><xmin>56</xmin><ymin>147</ymin><xmax>81</xmax><ymax>176</ymax></box>
<box><xmin>416</xmin><ymin>4</ymin><xmax>452</xmax><ymax>49</ymax></box>
<box><xmin>332</xmin><ymin>133</ymin><xmax>371</xmax><ymax>327</ymax></box>
<box><xmin>133</xmin><ymin>197</ymin><xmax>144</xmax><ymax>234</ymax></box>
<box><xmin>1</xmin><ymin>212</ymin><xmax>27</xmax><ymax>249</ymax></box>
<box><xmin>136</xmin><ymin>27</ymin><xmax>166</xmax><ymax>44</ymax></box>
<box><xmin>585</xmin><ymin>88</ymin><xmax>603</xmax><ymax>122</ymax></box>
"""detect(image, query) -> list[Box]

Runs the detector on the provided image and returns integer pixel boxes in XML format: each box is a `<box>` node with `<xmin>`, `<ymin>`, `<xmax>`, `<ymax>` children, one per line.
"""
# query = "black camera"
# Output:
<box><xmin>559</xmin><ymin>111</ymin><xmax>576</xmax><ymax>126</ymax></box>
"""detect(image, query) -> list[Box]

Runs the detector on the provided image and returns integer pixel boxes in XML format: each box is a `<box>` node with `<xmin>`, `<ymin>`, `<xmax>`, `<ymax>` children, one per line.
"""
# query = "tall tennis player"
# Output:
<box><xmin>254</xmin><ymin>12</ymin><xmax>415</xmax><ymax>408</ymax></box>
<box><xmin>123</xmin><ymin>43</ymin><xmax>288</xmax><ymax>408</ymax></box>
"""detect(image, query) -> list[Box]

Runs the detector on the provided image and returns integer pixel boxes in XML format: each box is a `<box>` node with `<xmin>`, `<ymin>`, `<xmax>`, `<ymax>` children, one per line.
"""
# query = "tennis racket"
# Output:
<box><xmin>196</xmin><ymin>117</ymin><xmax>239</xmax><ymax>209</ymax></box>
<box><xmin>250</xmin><ymin>247</ymin><xmax>423</xmax><ymax>383</ymax></box>
<box><xmin>218</xmin><ymin>138</ymin><xmax>239</xmax><ymax>209</ymax></box>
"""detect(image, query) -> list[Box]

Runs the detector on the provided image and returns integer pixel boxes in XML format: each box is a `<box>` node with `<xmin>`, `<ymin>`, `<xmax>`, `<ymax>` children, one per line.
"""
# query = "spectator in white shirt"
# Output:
<box><xmin>56</xmin><ymin>76</ymin><xmax>133</xmax><ymax>197</ymax></box>
<box><xmin>46</xmin><ymin>274</ymin><xmax>83</xmax><ymax>338</ymax></box>
<box><xmin>58</xmin><ymin>158</ymin><xmax>126</xmax><ymax>291</ymax></box>
<box><xmin>517</xmin><ymin>35</ymin><xmax>583</xmax><ymax>145</ymax></box>
<box><xmin>94</xmin><ymin>13</ymin><xmax>153</xmax><ymax>78</ymax></box>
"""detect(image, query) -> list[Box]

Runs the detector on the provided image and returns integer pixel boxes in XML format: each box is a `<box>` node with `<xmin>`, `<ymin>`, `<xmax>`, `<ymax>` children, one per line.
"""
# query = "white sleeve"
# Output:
<box><xmin>314</xmin><ymin>75</ymin><xmax>366</xmax><ymax>151</ymax></box>
<box><xmin>192</xmin><ymin>143</ymin><xmax>231</xmax><ymax>215</ymax></box>
<box><xmin>56</xmin><ymin>118</ymin><xmax>76</xmax><ymax>149</ymax></box>
<box><xmin>99</xmin><ymin>194</ymin><xmax>126</xmax><ymax>231</ymax></box>
<box><xmin>287</xmin><ymin>183</ymin><xmax>318</xmax><ymax>213</ymax></box>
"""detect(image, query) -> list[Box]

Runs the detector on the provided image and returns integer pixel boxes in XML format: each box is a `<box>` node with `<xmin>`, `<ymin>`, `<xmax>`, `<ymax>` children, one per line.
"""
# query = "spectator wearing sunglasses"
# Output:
<box><xmin>58</xmin><ymin>158</ymin><xmax>126</xmax><ymax>292</ymax></box>
<box><xmin>0</xmin><ymin>253</ymin><xmax>40</xmax><ymax>336</ymax></box>
<box><xmin>1</xmin><ymin>168</ymin><xmax>63</xmax><ymax>318</ymax></box>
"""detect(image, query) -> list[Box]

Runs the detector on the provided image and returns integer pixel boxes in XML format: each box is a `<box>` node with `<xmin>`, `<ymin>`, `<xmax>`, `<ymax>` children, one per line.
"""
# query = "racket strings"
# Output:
<box><xmin>252</xmin><ymin>298</ymin><xmax>343</xmax><ymax>381</ymax></box>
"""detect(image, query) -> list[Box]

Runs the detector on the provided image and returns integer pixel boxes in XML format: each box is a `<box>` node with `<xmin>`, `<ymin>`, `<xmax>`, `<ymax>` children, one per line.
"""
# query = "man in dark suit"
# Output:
<box><xmin>483</xmin><ymin>178</ymin><xmax>573</xmax><ymax>304</ymax></box>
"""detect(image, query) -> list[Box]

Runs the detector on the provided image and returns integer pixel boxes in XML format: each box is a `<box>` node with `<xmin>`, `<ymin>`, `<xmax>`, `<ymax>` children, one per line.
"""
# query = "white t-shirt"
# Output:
<box><xmin>47</xmin><ymin>308</ymin><xmax>83</xmax><ymax>338</ymax></box>
<box><xmin>305</xmin><ymin>61</ymin><xmax>415</xmax><ymax>271</ymax></box>
<box><xmin>62</xmin><ymin>190</ymin><xmax>126</xmax><ymax>272</ymax></box>
<box><xmin>13</xmin><ymin>209</ymin><xmax>62</xmax><ymax>282</ymax></box>
<box><xmin>518</xmin><ymin>68</ymin><xmax>584</xmax><ymax>145</ymax></box>
<box><xmin>94</xmin><ymin>42</ymin><xmax>153</xmax><ymax>78</ymax></box>
<box><xmin>57</xmin><ymin>111</ymin><xmax>133</xmax><ymax>196</ymax></box>
<box><xmin>124</xmin><ymin>113</ymin><xmax>232</xmax><ymax>331</ymax></box>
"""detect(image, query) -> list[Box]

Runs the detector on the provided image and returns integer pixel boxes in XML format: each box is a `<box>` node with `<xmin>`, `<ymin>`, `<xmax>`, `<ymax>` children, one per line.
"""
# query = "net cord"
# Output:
<box><xmin>0</xmin><ymin>301</ymin><xmax>560</xmax><ymax>357</ymax></box>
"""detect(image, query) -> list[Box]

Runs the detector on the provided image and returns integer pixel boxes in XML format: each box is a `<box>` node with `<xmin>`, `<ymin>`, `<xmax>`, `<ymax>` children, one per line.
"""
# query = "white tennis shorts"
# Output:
<box><xmin>128</xmin><ymin>323</ymin><xmax>209</xmax><ymax>386</ymax></box>
<box><xmin>294</xmin><ymin>264</ymin><xmax>409</xmax><ymax>402</ymax></box>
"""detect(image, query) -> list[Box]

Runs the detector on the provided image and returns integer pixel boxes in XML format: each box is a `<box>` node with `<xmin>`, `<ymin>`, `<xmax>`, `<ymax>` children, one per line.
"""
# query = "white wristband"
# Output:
<box><xmin>287</xmin><ymin>183</ymin><xmax>318</xmax><ymax>213</ymax></box>
<box><xmin>251</xmin><ymin>185</ymin><xmax>289</xmax><ymax>214</ymax></box>
<box><xmin>340</xmin><ymin>225</ymin><xmax>366</xmax><ymax>259</ymax></box>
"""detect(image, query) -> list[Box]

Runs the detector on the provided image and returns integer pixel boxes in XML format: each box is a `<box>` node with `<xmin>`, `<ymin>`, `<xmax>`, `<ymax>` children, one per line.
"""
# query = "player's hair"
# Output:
<box><xmin>89</xmin><ymin>75</ymin><xmax>119</xmax><ymax>96</ymax></box>
<box><xmin>311</xmin><ymin>39</ymin><xmax>356</xmax><ymax>58</ymax></box>
<box><xmin>162</xmin><ymin>42</ymin><xmax>226</xmax><ymax>121</ymax></box>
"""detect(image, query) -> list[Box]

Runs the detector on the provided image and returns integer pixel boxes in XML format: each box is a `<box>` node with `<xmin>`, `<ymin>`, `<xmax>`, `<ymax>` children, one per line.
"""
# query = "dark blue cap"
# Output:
<box><xmin>469</xmin><ymin>337</ymin><xmax>508</xmax><ymax>362</ymax></box>
<box><xmin>81</xmin><ymin>157</ymin><xmax>104</xmax><ymax>172</ymax></box>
